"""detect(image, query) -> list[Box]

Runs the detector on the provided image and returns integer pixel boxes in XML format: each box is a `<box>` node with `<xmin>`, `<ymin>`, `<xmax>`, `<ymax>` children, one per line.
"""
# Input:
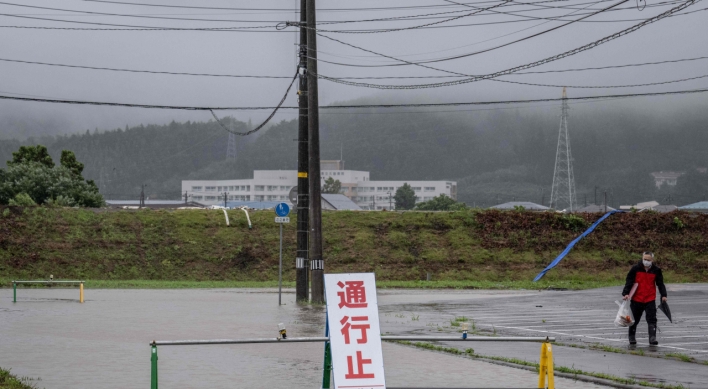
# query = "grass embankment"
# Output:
<box><xmin>0</xmin><ymin>368</ymin><xmax>38</xmax><ymax>389</ymax></box>
<box><xmin>1</xmin><ymin>207</ymin><xmax>707</xmax><ymax>288</ymax></box>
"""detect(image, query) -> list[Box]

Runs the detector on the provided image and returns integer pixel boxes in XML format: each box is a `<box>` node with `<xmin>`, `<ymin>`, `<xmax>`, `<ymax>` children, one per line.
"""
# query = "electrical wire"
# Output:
<box><xmin>313</xmin><ymin>0</ymin><xmax>629</xmax><ymax>67</ymax></box>
<box><xmin>316</xmin><ymin>0</ymin><xmax>608</xmax><ymax>60</ymax></box>
<box><xmin>0</xmin><ymin>12</ymin><xmax>282</xmax><ymax>31</ymax></box>
<box><xmin>2</xmin><ymin>55</ymin><xmax>707</xmax><ymax>82</ymax></box>
<box><xmin>286</xmin><ymin>0</ymin><xmax>515</xmax><ymax>34</ymax></box>
<box><xmin>317</xmin><ymin>28</ymin><xmax>708</xmax><ymax>89</ymax></box>
<box><xmin>287</xmin><ymin>0</ymin><xmax>687</xmax><ymax>33</ymax></box>
<box><xmin>0</xmin><ymin>57</ymin><xmax>293</xmax><ymax>78</ymax></box>
<box><xmin>209</xmin><ymin>73</ymin><xmax>298</xmax><ymax>136</ymax></box>
<box><xmin>0</xmin><ymin>1</ymin><xmax>527</xmax><ymax>25</ymax></box>
<box><xmin>314</xmin><ymin>0</ymin><xmax>701</xmax><ymax>89</ymax></box>
<box><xmin>0</xmin><ymin>88</ymin><xmax>706</xmax><ymax>111</ymax></box>
<box><xmin>76</xmin><ymin>0</ymin><xmax>547</xmax><ymax>12</ymax></box>
<box><xmin>1</xmin><ymin>5</ymin><xmax>702</xmax><ymax>32</ymax></box>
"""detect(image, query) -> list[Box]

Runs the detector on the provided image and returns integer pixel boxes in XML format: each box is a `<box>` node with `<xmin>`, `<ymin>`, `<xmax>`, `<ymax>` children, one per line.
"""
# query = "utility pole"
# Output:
<box><xmin>295</xmin><ymin>0</ymin><xmax>310</xmax><ymax>303</ymax></box>
<box><xmin>184</xmin><ymin>191</ymin><xmax>188</xmax><ymax>205</ymax></box>
<box><xmin>306</xmin><ymin>0</ymin><xmax>324</xmax><ymax>304</ymax></box>
<box><xmin>223</xmin><ymin>192</ymin><xmax>228</xmax><ymax>208</ymax></box>
<box><xmin>140</xmin><ymin>184</ymin><xmax>146</xmax><ymax>208</ymax></box>
<box><xmin>387</xmin><ymin>191</ymin><xmax>392</xmax><ymax>210</ymax></box>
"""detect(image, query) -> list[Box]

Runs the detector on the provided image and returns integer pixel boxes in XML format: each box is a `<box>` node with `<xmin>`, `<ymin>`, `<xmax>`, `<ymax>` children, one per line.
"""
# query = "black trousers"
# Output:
<box><xmin>630</xmin><ymin>300</ymin><xmax>657</xmax><ymax>330</ymax></box>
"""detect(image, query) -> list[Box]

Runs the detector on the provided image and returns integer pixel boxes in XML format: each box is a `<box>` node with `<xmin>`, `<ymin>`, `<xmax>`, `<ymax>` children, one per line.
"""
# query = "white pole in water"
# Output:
<box><xmin>279</xmin><ymin>223</ymin><xmax>283</xmax><ymax>305</ymax></box>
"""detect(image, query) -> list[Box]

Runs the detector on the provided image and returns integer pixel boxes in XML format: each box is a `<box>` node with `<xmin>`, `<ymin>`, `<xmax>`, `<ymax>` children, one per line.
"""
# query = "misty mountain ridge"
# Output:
<box><xmin>1</xmin><ymin>97</ymin><xmax>706</xmax><ymax>208</ymax></box>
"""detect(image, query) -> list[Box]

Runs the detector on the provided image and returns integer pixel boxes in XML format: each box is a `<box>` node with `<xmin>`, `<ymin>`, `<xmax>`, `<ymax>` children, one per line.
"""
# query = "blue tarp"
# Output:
<box><xmin>533</xmin><ymin>210</ymin><xmax>622</xmax><ymax>282</ymax></box>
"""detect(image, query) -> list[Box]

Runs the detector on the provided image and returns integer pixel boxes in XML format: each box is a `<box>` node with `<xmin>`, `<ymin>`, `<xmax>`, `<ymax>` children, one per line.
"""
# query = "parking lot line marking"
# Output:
<box><xmin>476</xmin><ymin>324</ymin><xmax>708</xmax><ymax>353</ymax></box>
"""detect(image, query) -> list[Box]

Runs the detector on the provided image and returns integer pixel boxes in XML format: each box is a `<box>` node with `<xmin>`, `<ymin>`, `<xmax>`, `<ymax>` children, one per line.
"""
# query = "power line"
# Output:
<box><xmin>286</xmin><ymin>0</ymin><xmax>515</xmax><ymax>34</ymax></box>
<box><xmin>318</xmin><ymin>0</ymin><xmax>610</xmax><ymax>60</ymax></box>
<box><xmin>315</xmin><ymin>0</ymin><xmax>701</xmax><ymax>89</ymax></box>
<box><xmin>0</xmin><ymin>1</ymin><xmax>524</xmax><ymax>25</ymax></box>
<box><xmin>0</xmin><ymin>88</ymin><xmax>706</xmax><ymax>111</ymax></box>
<box><xmin>75</xmin><ymin>0</ymin><xmax>542</xmax><ymax>12</ymax></box>
<box><xmin>317</xmin><ymin>33</ymin><xmax>708</xmax><ymax>89</ymax></box>
<box><xmin>1</xmin><ymin>5</ymin><xmax>702</xmax><ymax>32</ymax></box>
<box><xmin>287</xmin><ymin>0</ymin><xmax>688</xmax><ymax>33</ymax></box>
<box><xmin>3</xmin><ymin>55</ymin><xmax>708</xmax><ymax>83</ymax></box>
<box><xmin>0</xmin><ymin>12</ymin><xmax>282</xmax><ymax>31</ymax></box>
<box><xmin>313</xmin><ymin>0</ymin><xmax>629</xmax><ymax>66</ymax></box>
<box><xmin>0</xmin><ymin>57</ymin><xmax>293</xmax><ymax>78</ymax></box>
<box><xmin>208</xmin><ymin>72</ymin><xmax>297</xmax><ymax>136</ymax></box>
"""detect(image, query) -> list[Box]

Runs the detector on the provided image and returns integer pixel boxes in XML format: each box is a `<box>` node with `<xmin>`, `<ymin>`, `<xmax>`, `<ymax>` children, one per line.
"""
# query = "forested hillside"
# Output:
<box><xmin>1</xmin><ymin>103</ymin><xmax>707</xmax><ymax>207</ymax></box>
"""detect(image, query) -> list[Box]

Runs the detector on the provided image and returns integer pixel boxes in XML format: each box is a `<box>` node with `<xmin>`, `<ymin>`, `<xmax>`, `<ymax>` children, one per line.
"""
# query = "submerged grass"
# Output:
<box><xmin>556</xmin><ymin>342</ymin><xmax>703</xmax><ymax>364</ymax></box>
<box><xmin>0</xmin><ymin>368</ymin><xmax>39</xmax><ymax>389</ymax></box>
<box><xmin>396</xmin><ymin>341</ymin><xmax>691</xmax><ymax>389</ymax></box>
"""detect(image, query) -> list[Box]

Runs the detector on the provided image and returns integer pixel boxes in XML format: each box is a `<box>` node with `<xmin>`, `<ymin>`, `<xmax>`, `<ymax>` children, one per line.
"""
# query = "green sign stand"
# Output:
<box><xmin>322</xmin><ymin>315</ymin><xmax>332</xmax><ymax>388</ymax></box>
<box><xmin>151</xmin><ymin>343</ymin><xmax>158</xmax><ymax>389</ymax></box>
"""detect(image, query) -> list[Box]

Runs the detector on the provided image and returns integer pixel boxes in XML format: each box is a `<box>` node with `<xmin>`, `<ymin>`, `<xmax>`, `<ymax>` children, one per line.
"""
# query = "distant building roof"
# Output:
<box><xmin>225</xmin><ymin>201</ymin><xmax>283</xmax><ymax>210</ymax></box>
<box><xmin>322</xmin><ymin>194</ymin><xmax>362</xmax><ymax>211</ymax></box>
<box><xmin>650</xmin><ymin>205</ymin><xmax>678</xmax><ymax>213</ymax></box>
<box><xmin>620</xmin><ymin>201</ymin><xmax>659</xmax><ymax>210</ymax></box>
<box><xmin>576</xmin><ymin>204</ymin><xmax>616</xmax><ymax>213</ymax></box>
<box><xmin>490</xmin><ymin>201</ymin><xmax>549</xmax><ymax>211</ymax></box>
<box><xmin>679</xmin><ymin>201</ymin><xmax>708</xmax><ymax>212</ymax></box>
<box><xmin>106</xmin><ymin>200</ymin><xmax>203</xmax><ymax>209</ymax></box>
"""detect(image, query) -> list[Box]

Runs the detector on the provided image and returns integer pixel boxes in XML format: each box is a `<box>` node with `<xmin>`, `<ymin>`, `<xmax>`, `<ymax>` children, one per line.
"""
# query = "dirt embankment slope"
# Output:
<box><xmin>1</xmin><ymin>207</ymin><xmax>706</xmax><ymax>283</ymax></box>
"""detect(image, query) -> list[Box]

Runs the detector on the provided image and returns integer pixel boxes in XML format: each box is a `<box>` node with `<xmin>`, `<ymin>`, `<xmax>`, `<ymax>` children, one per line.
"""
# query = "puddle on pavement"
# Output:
<box><xmin>630</xmin><ymin>374</ymin><xmax>673</xmax><ymax>384</ymax></box>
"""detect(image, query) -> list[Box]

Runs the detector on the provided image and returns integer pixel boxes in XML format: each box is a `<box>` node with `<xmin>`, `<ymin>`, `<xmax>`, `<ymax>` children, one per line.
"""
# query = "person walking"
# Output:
<box><xmin>622</xmin><ymin>251</ymin><xmax>667</xmax><ymax>345</ymax></box>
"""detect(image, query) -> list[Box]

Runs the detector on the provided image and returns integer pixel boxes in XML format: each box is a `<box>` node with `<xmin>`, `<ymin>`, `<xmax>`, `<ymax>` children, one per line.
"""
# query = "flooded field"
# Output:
<box><xmin>2</xmin><ymin>286</ymin><xmax>706</xmax><ymax>388</ymax></box>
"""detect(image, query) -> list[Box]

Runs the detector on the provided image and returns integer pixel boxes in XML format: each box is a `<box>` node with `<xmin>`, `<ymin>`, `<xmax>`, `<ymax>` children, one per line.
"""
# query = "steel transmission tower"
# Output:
<box><xmin>549</xmin><ymin>88</ymin><xmax>578</xmax><ymax>212</ymax></box>
<box><xmin>226</xmin><ymin>131</ymin><xmax>237</xmax><ymax>161</ymax></box>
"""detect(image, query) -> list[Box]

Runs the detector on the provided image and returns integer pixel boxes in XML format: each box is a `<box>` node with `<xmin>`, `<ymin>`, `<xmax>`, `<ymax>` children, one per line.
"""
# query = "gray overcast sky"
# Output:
<box><xmin>0</xmin><ymin>0</ymin><xmax>706</xmax><ymax>138</ymax></box>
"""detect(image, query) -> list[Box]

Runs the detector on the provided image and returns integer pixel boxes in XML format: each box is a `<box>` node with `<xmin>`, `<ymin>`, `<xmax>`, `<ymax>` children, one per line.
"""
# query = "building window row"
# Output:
<box><xmin>192</xmin><ymin>185</ymin><xmax>252</xmax><ymax>193</ymax></box>
<box><xmin>424</xmin><ymin>187</ymin><xmax>436</xmax><ymax>192</ymax></box>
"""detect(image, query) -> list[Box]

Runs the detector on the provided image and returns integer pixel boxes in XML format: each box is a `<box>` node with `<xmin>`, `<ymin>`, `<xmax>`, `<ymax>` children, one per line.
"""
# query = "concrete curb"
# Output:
<box><xmin>471</xmin><ymin>356</ymin><xmax>648</xmax><ymax>389</ymax></box>
<box><xmin>390</xmin><ymin>341</ymin><xmax>649</xmax><ymax>389</ymax></box>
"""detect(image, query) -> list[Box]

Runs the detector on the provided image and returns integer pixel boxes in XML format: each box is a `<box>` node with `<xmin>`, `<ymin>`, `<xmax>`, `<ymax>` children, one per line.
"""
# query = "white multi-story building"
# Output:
<box><xmin>353</xmin><ymin>180</ymin><xmax>457</xmax><ymax>210</ymax></box>
<box><xmin>182</xmin><ymin>161</ymin><xmax>456</xmax><ymax>210</ymax></box>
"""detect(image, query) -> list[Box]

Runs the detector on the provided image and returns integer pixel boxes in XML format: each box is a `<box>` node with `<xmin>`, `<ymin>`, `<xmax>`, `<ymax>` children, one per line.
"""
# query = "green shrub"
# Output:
<box><xmin>8</xmin><ymin>193</ymin><xmax>36</xmax><ymax>207</ymax></box>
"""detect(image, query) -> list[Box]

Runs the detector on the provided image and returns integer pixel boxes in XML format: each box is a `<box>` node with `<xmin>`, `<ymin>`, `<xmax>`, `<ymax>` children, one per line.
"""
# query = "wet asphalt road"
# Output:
<box><xmin>375</xmin><ymin>284</ymin><xmax>708</xmax><ymax>388</ymax></box>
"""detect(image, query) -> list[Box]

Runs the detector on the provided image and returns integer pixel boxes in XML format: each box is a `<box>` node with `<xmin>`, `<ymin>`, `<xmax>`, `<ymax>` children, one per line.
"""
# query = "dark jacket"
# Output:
<box><xmin>622</xmin><ymin>261</ymin><xmax>667</xmax><ymax>303</ymax></box>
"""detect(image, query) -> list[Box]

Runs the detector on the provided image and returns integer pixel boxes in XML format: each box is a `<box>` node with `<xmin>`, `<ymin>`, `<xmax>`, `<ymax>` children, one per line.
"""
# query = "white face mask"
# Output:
<box><xmin>643</xmin><ymin>260</ymin><xmax>653</xmax><ymax>268</ymax></box>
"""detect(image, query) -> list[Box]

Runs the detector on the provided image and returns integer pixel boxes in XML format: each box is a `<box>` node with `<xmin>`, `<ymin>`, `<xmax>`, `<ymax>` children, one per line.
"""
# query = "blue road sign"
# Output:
<box><xmin>275</xmin><ymin>202</ymin><xmax>290</xmax><ymax>217</ymax></box>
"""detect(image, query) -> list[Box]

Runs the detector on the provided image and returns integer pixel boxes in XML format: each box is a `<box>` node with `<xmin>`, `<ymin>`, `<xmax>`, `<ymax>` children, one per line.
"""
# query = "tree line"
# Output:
<box><xmin>1</xmin><ymin>101</ymin><xmax>706</xmax><ymax>208</ymax></box>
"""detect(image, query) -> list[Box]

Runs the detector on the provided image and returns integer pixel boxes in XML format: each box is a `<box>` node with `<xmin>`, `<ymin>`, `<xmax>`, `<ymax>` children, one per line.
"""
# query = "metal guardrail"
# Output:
<box><xmin>149</xmin><ymin>335</ymin><xmax>556</xmax><ymax>389</ymax></box>
<box><xmin>11</xmin><ymin>280</ymin><xmax>85</xmax><ymax>303</ymax></box>
<box><xmin>152</xmin><ymin>336</ymin><xmax>555</xmax><ymax>346</ymax></box>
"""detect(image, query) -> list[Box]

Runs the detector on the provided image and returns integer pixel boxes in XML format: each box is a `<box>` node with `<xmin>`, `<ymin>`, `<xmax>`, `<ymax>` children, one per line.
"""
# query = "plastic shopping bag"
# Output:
<box><xmin>614</xmin><ymin>300</ymin><xmax>635</xmax><ymax>327</ymax></box>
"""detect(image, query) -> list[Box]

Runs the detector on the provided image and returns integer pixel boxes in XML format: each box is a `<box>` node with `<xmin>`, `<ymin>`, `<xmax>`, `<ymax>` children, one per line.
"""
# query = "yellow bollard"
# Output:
<box><xmin>79</xmin><ymin>282</ymin><xmax>84</xmax><ymax>303</ymax></box>
<box><xmin>538</xmin><ymin>342</ymin><xmax>547</xmax><ymax>388</ymax></box>
<box><xmin>538</xmin><ymin>341</ymin><xmax>555</xmax><ymax>389</ymax></box>
<box><xmin>546</xmin><ymin>343</ymin><xmax>555</xmax><ymax>389</ymax></box>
